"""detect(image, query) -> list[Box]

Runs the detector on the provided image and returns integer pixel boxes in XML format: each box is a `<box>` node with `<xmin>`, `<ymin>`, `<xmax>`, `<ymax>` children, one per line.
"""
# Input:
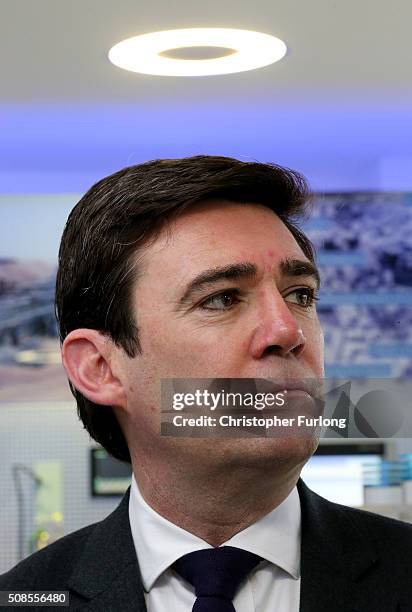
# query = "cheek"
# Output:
<box><xmin>141</xmin><ymin>315</ymin><xmax>244</xmax><ymax>378</ymax></box>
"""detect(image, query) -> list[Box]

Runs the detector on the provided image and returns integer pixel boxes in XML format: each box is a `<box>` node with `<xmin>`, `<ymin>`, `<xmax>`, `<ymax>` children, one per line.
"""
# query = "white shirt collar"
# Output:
<box><xmin>128</xmin><ymin>474</ymin><xmax>301</xmax><ymax>592</ymax></box>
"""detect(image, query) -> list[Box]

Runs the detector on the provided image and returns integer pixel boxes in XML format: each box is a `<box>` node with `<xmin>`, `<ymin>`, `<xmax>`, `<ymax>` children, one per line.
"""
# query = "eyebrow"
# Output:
<box><xmin>178</xmin><ymin>257</ymin><xmax>321</xmax><ymax>306</ymax></box>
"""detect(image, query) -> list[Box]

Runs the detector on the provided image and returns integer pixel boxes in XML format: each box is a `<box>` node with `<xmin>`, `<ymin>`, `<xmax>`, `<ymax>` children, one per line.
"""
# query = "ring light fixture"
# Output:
<box><xmin>108</xmin><ymin>28</ymin><xmax>287</xmax><ymax>77</ymax></box>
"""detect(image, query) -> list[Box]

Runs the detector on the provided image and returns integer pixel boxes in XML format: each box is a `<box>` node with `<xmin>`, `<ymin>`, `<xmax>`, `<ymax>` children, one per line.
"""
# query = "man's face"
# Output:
<box><xmin>115</xmin><ymin>200</ymin><xmax>324</xmax><ymax>472</ymax></box>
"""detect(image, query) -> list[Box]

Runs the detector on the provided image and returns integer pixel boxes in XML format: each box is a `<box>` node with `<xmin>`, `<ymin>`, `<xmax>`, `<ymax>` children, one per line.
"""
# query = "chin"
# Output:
<box><xmin>192</xmin><ymin>436</ymin><xmax>319</xmax><ymax>471</ymax></box>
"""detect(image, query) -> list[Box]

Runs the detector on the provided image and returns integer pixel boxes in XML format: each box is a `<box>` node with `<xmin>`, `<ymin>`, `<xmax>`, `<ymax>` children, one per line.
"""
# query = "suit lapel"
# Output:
<box><xmin>67</xmin><ymin>488</ymin><xmax>147</xmax><ymax>611</ymax></box>
<box><xmin>297</xmin><ymin>478</ymin><xmax>399</xmax><ymax>612</ymax></box>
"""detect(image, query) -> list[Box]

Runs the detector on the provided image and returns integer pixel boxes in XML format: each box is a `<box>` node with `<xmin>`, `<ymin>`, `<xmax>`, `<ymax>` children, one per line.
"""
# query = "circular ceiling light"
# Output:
<box><xmin>108</xmin><ymin>28</ymin><xmax>287</xmax><ymax>77</ymax></box>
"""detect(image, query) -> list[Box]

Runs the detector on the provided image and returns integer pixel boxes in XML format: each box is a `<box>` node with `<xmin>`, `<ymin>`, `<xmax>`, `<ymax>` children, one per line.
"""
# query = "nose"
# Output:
<box><xmin>249</xmin><ymin>289</ymin><xmax>306</xmax><ymax>360</ymax></box>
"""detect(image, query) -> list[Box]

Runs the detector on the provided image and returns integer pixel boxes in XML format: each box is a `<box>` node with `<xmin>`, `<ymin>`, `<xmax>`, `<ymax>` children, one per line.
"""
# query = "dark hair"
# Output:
<box><xmin>55</xmin><ymin>155</ymin><xmax>315</xmax><ymax>462</ymax></box>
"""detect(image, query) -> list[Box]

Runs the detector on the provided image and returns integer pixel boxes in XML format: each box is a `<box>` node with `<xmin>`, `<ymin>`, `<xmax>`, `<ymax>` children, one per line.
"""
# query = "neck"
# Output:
<box><xmin>130</xmin><ymin>446</ymin><xmax>303</xmax><ymax>547</ymax></box>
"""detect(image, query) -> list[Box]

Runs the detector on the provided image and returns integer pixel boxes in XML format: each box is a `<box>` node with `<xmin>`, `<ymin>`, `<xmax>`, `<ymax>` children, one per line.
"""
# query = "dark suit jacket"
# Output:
<box><xmin>1</xmin><ymin>479</ymin><xmax>411</xmax><ymax>611</ymax></box>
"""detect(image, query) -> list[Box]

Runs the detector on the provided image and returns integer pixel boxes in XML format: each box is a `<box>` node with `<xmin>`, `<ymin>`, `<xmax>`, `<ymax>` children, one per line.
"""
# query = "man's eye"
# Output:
<box><xmin>285</xmin><ymin>287</ymin><xmax>319</xmax><ymax>308</ymax></box>
<box><xmin>199</xmin><ymin>290</ymin><xmax>240</xmax><ymax>311</ymax></box>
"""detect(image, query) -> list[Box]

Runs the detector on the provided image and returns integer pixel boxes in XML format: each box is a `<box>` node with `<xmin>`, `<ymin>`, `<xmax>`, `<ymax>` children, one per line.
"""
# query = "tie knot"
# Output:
<box><xmin>172</xmin><ymin>546</ymin><xmax>262</xmax><ymax>601</ymax></box>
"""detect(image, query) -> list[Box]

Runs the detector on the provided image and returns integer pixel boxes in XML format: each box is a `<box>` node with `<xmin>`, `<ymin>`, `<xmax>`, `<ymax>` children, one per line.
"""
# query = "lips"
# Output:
<box><xmin>255</xmin><ymin>377</ymin><xmax>322</xmax><ymax>399</ymax></box>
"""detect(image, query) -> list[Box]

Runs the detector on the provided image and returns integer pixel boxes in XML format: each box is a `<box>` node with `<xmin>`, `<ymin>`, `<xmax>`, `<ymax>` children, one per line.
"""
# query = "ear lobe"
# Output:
<box><xmin>61</xmin><ymin>329</ymin><xmax>127</xmax><ymax>409</ymax></box>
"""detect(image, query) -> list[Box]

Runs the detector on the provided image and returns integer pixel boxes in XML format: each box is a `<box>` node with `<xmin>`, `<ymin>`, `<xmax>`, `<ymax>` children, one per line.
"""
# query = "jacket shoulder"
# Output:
<box><xmin>319</xmin><ymin>492</ymin><xmax>412</xmax><ymax>550</ymax></box>
<box><xmin>0</xmin><ymin>521</ymin><xmax>99</xmax><ymax>590</ymax></box>
<box><xmin>298</xmin><ymin>478</ymin><xmax>412</xmax><ymax>561</ymax></box>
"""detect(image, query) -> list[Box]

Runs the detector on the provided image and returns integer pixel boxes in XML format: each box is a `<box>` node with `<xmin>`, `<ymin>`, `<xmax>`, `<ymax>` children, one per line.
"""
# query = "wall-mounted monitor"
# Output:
<box><xmin>301</xmin><ymin>442</ymin><xmax>385</xmax><ymax>507</ymax></box>
<box><xmin>90</xmin><ymin>447</ymin><xmax>132</xmax><ymax>497</ymax></box>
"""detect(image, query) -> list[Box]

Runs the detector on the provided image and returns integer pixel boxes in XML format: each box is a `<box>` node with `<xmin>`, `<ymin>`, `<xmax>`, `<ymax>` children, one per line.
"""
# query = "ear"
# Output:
<box><xmin>61</xmin><ymin>329</ymin><xmax>127</xmax><ymax>409</ymax></box>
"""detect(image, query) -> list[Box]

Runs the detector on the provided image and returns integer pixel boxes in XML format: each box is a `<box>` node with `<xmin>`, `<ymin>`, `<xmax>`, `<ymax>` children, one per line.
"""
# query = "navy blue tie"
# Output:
<box><xmin>172</xmin><ymin>546</ymin><xmax>262</xmax><ymax>611</ymax></box>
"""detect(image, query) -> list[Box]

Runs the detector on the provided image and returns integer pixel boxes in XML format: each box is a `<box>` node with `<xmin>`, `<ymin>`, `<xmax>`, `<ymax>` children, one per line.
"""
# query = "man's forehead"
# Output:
<box><xmin>147</xmin><ymin>200</ymin><xmax>302</xmax><ymax>255</ymax></box>
<box><xmin>134</xmin><ymin>205</ymin><xmax>312</xmax><ymax>297</ymax></box>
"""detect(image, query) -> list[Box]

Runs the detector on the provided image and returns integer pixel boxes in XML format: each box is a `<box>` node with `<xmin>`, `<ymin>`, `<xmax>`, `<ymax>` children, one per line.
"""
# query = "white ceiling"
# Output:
<box><xmin>1</xmin><ymin>0</ymin><xmax>412</xmax><ymax>190</ymax></box>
